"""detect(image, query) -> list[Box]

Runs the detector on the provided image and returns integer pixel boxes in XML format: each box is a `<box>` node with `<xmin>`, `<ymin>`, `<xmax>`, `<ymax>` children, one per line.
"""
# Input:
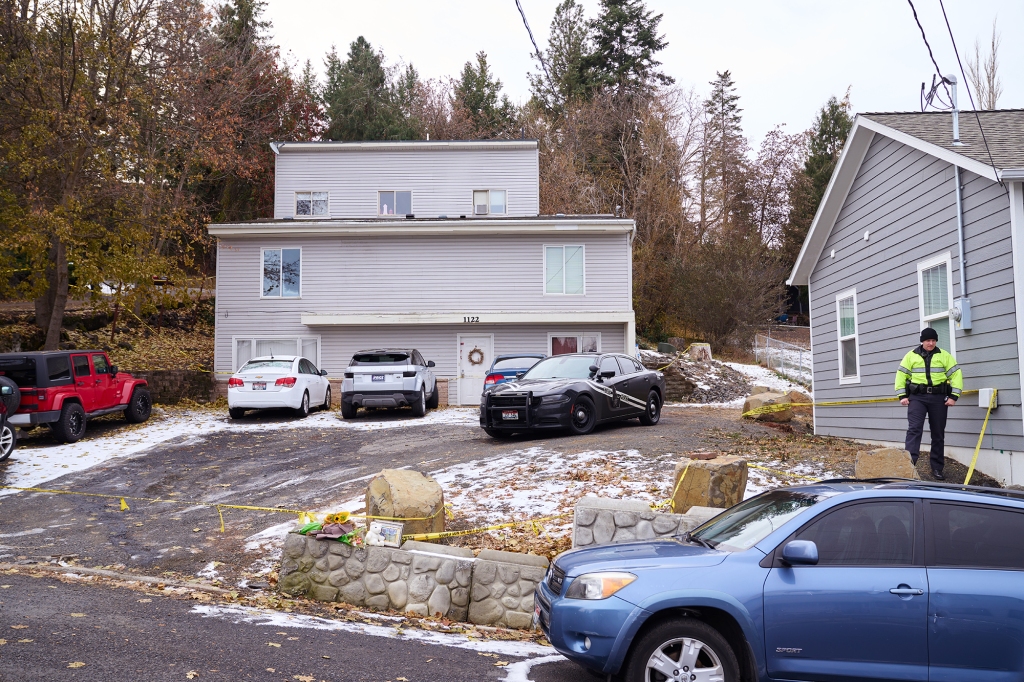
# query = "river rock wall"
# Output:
<box><xmin>573</xmin><ymin>496</ymin><xmax>722</xmax><ymax>548</ymax></box>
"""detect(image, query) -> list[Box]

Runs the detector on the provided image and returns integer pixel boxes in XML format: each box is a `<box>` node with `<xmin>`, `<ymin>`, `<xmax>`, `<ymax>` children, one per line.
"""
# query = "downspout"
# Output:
<box><xmin>948</xmin><ymin>75</ymin><xmax>972</xmax><ymax>329</ymax></box>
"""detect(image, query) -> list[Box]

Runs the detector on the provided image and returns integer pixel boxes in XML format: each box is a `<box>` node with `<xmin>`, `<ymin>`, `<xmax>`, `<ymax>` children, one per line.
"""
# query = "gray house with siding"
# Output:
<box><xmin>789</xmin><ymin>110</ymin><xmax>1024</xmax><ymax>486</ymax></box>
<box><xmin>208</xmin><ymin>140</ymin><xmax>635</xmax><ymax>405</ymax></box>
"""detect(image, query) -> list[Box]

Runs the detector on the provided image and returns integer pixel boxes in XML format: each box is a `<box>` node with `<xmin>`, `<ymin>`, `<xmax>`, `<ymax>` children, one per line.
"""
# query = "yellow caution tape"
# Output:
<box><xmin>964</xmin><ymin>389</ymin><xmax>997</xmax><ymax>486</ymax></box>
<box><xmin>0</xmin><ymin>485</ymin><xmax>448</xmax><ymax>533</ymax></box>
<box><xmin>748</xmin><ymin>464</ymin><xmax>822</xmax><ymax>482</ymax></box>
<box><xmin>402</xmin><ymin>513</ymin><xmax>571</xmax><ymax>542</ymax></box>
<box><xmin>667</xmin><ymin>461</ymin><xmax>691</xmax><ymax>513</ymax></box>
<box><xmin>741</xmin><ymin>390</ymin><xmax>982</xmax><ymax>418</ymax></box>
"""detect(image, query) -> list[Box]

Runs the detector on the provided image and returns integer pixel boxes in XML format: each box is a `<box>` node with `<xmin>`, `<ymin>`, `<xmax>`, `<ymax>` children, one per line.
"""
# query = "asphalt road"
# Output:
<box><xmin>0</xmin><ymin>405</ymin><xmax>765</xmax><ymax>681</ymax></box>
<box><xmin>0</xmin><ymin>571</ymin><xmax>602</xmax><ymax>682</ymax></box>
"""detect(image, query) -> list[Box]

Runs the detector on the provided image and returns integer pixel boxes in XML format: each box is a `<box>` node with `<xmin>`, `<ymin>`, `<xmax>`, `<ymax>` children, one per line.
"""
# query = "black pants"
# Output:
<box><xmin>905</xmin><ymin>393</ymin><xmax>948</xmax><ymax>472</ymax></box>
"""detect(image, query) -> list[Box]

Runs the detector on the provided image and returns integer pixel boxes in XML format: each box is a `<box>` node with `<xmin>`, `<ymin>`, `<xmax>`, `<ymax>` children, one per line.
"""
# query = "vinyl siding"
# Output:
<box><xmin>274</xmin><ymin>148</ymin><xmax>539</xmax><ymax>219</ymax></box>
<box><xmin>808</xmin><ymin>133</ymin><xmax>1023</xmax><ymax>452</ymax></box>
<box><xmin>215</xmin><ymin>232</ymin><xmax>631</xmax><ymax>403</ymax></box>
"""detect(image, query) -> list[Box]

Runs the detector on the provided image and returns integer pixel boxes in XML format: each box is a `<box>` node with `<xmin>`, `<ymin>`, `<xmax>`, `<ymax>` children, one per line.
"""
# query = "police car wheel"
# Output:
<box><xmin>639</xmin><ymin>390</ymin><xmax>662</xmax><ymax>426</ymax></box>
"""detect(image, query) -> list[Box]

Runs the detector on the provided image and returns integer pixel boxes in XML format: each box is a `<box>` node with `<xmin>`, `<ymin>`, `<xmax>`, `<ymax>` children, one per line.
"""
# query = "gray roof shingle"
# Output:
<box><xmin>862</xmin><ymin>110</ymin><xmax>1024</xmax><ymax>171</ymax></box>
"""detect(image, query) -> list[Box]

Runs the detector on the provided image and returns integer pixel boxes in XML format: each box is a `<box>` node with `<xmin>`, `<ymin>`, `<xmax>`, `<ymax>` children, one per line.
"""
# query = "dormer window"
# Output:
<box><xmin>379</xmin><ymin>190</ymin><xmax>412</xmax><ymax>216</ymax></box>
<box><xmin>295</xmin><ymin>192</ymin><xmax>328</xmax><ymax>217</ymax></box>
<box><xmin>473</xmin><ymin>190</ymin><xmax>506</xmax><ymax>216</ymax></box>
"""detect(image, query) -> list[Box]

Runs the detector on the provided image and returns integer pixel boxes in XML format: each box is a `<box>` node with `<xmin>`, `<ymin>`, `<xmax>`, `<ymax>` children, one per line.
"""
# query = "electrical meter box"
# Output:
<box><xmin>952</xmin><ymin>298</ymin><xmax>972</xmax><ymax>331</ymax></box>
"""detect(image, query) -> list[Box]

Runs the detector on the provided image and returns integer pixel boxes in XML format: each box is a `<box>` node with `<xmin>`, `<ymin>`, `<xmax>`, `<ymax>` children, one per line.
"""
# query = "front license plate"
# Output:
<box><xmin>502</xmin><ymin>410</ymin><xmax>519</xmax><ymax>420</ymax></box>
<box><xmin>371</xmin><ymin>374</ymin><xmax>385</xmax><ymax>382</ymax></box>
<box><xmin>253</xmin><ymin>382</ymin><xmax>266</xmax><ymax>390</ymax></box>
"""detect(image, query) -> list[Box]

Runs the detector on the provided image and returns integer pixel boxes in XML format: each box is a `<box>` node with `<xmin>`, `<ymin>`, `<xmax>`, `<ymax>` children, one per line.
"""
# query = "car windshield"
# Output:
<box><xmin>239</xmin><ymin>360</ymin><xmax>293</xmax><ymax>372</ymax></box>
<box><xmin>522</xmin><ymin>355</ymin><xmax>598</xmax><ymax>380</ymax></box>
<box><xmin>351</xmin><ymin>353</ymin><xmax>410</xmax><ymax>365</ymax></box>
<box><xmin>492</xmin><ymin>357</ymin><xmax>543</xmax><ymax>371</ymax></box>
<box><xmin>689</xmin><ymin>489</ymin><xmax>826</xmax><ymax>552</ymax></box>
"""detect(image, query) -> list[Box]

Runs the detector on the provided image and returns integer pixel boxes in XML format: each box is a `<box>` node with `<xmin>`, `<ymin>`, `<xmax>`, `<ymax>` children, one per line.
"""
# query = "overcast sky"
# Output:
<box><xmin>262</xmin><ymin>0</ymin><xmax>1022</xmax><ymax>146</ymax></box>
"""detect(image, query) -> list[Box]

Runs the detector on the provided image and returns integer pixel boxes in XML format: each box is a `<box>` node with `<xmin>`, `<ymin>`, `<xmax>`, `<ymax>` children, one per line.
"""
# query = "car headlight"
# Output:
<box><xmin>564</xmin><ymin>572</ymin><xmax>636</xmax><ymax>600</ymax></box>
<box><xmin>540</xmin><ymin>394</ymin><xmax>571</xmax><ymax>404</ymax></box>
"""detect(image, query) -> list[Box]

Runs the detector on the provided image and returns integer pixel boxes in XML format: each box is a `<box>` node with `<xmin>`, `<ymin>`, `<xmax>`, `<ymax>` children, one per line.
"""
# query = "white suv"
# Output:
<box><xmin>341</xmin><ymin>349</ymin><xmax>438</xmax><ymax>419</ymax></box>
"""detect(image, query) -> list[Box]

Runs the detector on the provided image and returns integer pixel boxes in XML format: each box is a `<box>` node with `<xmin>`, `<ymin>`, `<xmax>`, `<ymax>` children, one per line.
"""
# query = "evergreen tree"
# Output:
<box><xmin>700</xmin><ymin>71</ymin><xmax>748</xmax><ymax>234</ymax></box>
<box><xmin>322</xmin><ymin>37</ymin><xmax>421</xmax><ymax>141</ymax></box>
<box><xmin>782</xmin><ymin>92</ymin><xmax>853</xmax><ymax>267</ymax></box>
<box><xmin>528</xmin><ymin>0</ymin><xmax>594</xmax><ymax>114</ymax></box>
<box><xmin>454</xmin><ymin>51</ymin><xmax>516</xmax><ymax>137</ymax></box>
<box><xmin>583</xmin><ymin>0</ymin><xmax>673</xmax><ymax>94</ymax></box>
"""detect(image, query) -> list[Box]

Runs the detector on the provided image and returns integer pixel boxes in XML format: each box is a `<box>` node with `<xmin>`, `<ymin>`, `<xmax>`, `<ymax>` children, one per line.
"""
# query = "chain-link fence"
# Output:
<box><xmin>754</xmin><ymin>332</ymin><xmax>812</xmax><ymax>387</ymax></box>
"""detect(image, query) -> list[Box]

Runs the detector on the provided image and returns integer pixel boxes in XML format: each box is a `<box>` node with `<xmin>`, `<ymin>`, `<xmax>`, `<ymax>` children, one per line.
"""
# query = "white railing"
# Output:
<box><xmin>754</xmin><ymin>332</ymin><xmax>812</xmax><ymax>388</ymax></box>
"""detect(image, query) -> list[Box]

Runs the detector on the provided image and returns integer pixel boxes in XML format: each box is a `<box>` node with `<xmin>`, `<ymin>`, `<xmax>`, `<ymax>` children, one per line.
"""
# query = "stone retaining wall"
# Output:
<box><xmin>278</xmin><ymin>536</ymin><xmax>546</xmax><ymax>628</ymax></box>
<box><xmin>573</xmin><ymin>496</ymin><xmax>721</xmax><ymax>548</ymax></box>
<box><xmin>468</xmin><ymin>549</ymin><xmax>548</xmax><ymax>630</ymax></box>
<box><xmin>135</xmin><ymin>369</ymin><xmax>215</xmax><ymax>404</ymax></box>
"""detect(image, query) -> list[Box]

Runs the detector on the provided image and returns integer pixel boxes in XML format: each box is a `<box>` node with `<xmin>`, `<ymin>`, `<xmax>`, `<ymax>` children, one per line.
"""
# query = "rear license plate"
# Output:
<box><xmin>253</xmin><ymin>382</ymin><xmax>266</xmax><ymax>390</ymax></box>
<box><xmin>502</xmin><ymin>410</ymin><xmax>519</xmax><ymax>420</ymax></box>
<box><xmin>372</xmin><ymin>375</ymin><xmax>385</xmax><ymax>382</ymax></box>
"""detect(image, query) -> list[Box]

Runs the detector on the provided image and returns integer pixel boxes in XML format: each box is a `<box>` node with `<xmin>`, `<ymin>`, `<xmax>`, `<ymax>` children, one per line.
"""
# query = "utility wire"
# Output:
<box><xmin>937</xmin><ymin>0</ymin><xmax>1004</xmax><ymax>188</ymax></box>
<box><xmin>906</xmin><ymin>0</ymin><xmax>952</xmax><ymax>102</ymax></box>
<box><xmin>515</xmin><ymin>0</ymin><xmax>554</xmax><ymax>93</ymax></box>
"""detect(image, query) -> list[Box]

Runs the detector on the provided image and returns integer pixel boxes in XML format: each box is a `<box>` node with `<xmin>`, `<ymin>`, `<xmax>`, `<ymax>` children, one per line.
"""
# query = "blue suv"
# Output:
<box><xmin>535</xmin><ymin>479</ymin><xmax>1024</xmax><ymax>682</ymax></box>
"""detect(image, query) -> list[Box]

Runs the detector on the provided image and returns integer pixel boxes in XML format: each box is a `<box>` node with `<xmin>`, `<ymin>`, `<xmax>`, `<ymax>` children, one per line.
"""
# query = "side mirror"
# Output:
<box><xmin>588</xmin><ymin>364</ymin><xmax>600</xmax><ymax>376</ymax></box>
<box><xmin>781</xmin><ymin>540</ymin><xmax>818</xmax><ymax>566</ymax></box>
<box><xmin>600</xmin><ymin>370</ymin><xmax>616</xmax><ymax>379</ymax></box>
<box><xmin>427</xmin><ymin>360</ymin><xmax>435</xmax><ymax>368</ymax></box>
<box><xmin>515</xmin><ymin>372</ymin><xmax>525</xmax><ymax>380</ymax></box>
<box><xmin>110</xmin><ymin>365</ymin><xmax>118</xmax><ymax>376</ymax></box>
<box><xmin>320</xmin><ymin>369</ymin><xmax>328</xmax><ymax>376</ymax></box>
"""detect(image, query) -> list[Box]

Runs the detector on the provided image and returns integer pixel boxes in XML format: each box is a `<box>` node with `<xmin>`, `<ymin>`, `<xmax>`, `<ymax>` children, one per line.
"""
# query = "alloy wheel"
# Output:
<box><xmin>69</xmin><ymin>411</ymin><xmax>85</xmax><ymax>437</ymax></box>
<box><xmin>571</xmin><ymin>401</ymin><xmax>593</xmax><ymax>430</ymax></box>
<box><xmin>0</xmin><ymin>425</ymin><xmax>13</xmax><ymax>459</ymax></box>
<box><xmin>644</xmin><ymin>636</ymin><xmax>725</xmax><ymax>682</ymax></box>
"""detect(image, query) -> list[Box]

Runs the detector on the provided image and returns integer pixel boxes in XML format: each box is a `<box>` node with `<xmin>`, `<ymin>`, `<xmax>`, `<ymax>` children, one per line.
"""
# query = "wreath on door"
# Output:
<box><xmin>468</xmin><ymin>347</ymin><xmax>485</xmax><ymax>365</ymax></box>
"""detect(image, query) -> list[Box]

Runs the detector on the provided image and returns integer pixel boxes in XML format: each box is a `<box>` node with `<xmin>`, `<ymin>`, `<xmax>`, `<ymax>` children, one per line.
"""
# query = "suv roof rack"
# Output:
<box><xmin>815</xmin><ymin>477</ymin><xmax>1021</xmax><ymax>501</ymax></box>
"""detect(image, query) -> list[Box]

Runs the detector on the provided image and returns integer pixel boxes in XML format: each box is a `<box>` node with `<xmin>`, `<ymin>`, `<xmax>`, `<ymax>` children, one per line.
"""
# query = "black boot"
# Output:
<box><xmin>910</xmin><ymin>453</ymin><xmax>919</xmax><ymax>466</ymax></box>
<box><xmin>931</xmin><ymin>468</ymin><xmax>945</xmax><ymax>481</ymax></box>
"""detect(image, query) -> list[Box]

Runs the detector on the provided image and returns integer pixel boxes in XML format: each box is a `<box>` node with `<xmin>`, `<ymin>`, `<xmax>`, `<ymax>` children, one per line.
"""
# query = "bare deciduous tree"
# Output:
<box><xmin>966</xmin><ymin>20</ymin><xmax>1002</xmax><ymax>110</ymax></box>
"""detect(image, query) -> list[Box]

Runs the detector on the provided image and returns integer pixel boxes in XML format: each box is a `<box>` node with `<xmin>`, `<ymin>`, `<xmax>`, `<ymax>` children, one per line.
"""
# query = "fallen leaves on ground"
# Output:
<box><xmin>10</xmin><ymin>625</ymin><xmax>28</xmax><ymax>629</ymax></box>
<box><xmin>68</xmin><ymin>662</ymin><xmax>86</xmax><ymax>668</ymax></box>
<box><xmin>186</xmin><ymin>672</ymin><xmax>199</xmax><ymax>679</ymax></box>
<box><xmin>267</xmin><ymin>642</ymin><xmax>281</xmax><ymax>647</ymax></box>
<box><xmin>69</xmin><ymin>613</ymin><xmax>85</xmax><ymax>617</ymax></box>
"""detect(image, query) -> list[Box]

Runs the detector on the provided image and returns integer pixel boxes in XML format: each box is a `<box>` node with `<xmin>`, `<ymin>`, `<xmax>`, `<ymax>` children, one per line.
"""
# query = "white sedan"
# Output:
<box><xmin>227</xmin><ymin>356</ymin><xmax>331</xmax><ymax>419</ymax></box>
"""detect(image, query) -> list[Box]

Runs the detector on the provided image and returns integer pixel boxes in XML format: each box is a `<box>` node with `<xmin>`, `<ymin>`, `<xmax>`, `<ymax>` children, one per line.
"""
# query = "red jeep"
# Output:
<box><xmin>0</xmin><ymin>350</ymin><xmax>152</xmax><ymax>443</ymax></box>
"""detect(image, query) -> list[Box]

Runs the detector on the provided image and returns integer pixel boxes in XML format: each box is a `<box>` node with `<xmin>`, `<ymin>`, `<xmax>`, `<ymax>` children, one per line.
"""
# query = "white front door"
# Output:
<box><xmin>457</xmin><ymin>334</ymin><xmax>494</xmax><ymax>405</ymax></box>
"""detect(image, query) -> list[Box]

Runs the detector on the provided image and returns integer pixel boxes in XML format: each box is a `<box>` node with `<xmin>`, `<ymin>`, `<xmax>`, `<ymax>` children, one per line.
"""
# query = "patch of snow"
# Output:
<box><xmin>503</xmin><ymin>655</ymin><xmax>568</xmax><ymax>681</ymax></box>
<box><xmin>192</xmin><ymin>604</ymin><xmax>554</xmax><ymax>657</ymax></box>
<box><xmin>723</xmin><ymin>363</ymin><xmax>811</xmax><ymax>398</ymax></box>
<box><xmin>0</xmin><ymin>527</ymin><xmax>45</xmax><ymax>538</ymax></box>
<box><xmin>1</xmin><ymin>407</ymin><xmax>478</xmax><ymax>496</ymax></box>
<box><xmin>197</xmin><ymin>561</ymin><xmax>222</xmax><ymax>580</ymax></box>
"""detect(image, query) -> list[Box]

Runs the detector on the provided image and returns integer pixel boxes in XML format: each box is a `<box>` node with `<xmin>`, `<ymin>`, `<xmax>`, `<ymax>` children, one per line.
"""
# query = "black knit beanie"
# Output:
<box><xmin>920</xmin><ymin>327</ymin><xmax>939</xmax><ymax>342</ymax></box>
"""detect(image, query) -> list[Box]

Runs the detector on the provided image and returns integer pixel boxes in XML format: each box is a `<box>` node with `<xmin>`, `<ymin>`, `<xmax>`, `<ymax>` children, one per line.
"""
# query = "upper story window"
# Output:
<box><xmin>296</xmin><ymin>192</ymin><xmax>328</xmax><ymax>217</ymax></box>
<box><xmin>379</xmin><ymin>191</ymin><xmax>412</xmax><ymax>216</ymax></box>
<box><xmin>545</xmin><ymin>245</ymin><xmax>585</xmax><ymax>295</ymax></box>
<box><xmin>473</xmin><ymin>190</ymin><xmax>506</xmax><ymax>215</ymax></box>
<box><xmin>263</xmin><ymin>248</ymin><xmax>301</xmax><ymax>298</ymax></box>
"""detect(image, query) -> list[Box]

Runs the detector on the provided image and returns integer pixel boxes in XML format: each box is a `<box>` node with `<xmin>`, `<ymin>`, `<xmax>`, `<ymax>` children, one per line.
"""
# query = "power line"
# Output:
<box><xmin>514</xmin><ymin>0</ymin><xmax>554</xmax><ymax>93</ymax></box>
<box><xmin>906</xmin><ymin>0</ymin><xmax>952</xmax><ymax>102</ymax></box>
<box><xmin>937</xmin><ymin>0</ymin><xmax>1003</xmax><ymax>188</ymax></box>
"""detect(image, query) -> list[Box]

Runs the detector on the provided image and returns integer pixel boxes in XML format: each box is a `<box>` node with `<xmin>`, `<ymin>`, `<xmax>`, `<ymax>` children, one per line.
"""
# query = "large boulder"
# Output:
<box><xmin>672</xmin><ymin>455</ymin><xmax>748</xmax><ymax>513</ymax></box>
<box><xmin>855</xmin><ymin>448</ymin><xmax>920</xmax><ymax>480</ymax></box>
<box><xmin>366</xmin><ymin>469</ymin><xmax>445</xmax><ymax>536</ymax></box>
<box><xmin>742</xmin><ymin>392</ymin><xmax>792</xmax><ymax>422</ymax></box>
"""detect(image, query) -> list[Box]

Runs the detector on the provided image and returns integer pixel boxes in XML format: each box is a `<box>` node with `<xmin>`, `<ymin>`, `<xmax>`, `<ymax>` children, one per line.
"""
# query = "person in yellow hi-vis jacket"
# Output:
<box><xmin>895</xmin><ymin>327</ymin><xmax>963</xmax><ymax>480</ymax></box>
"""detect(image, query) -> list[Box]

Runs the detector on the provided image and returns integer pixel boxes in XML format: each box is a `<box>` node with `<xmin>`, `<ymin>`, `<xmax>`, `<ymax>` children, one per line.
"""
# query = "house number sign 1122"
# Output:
<box><xmin>463</xmin><ymin>316</ymin><xmax>480</xmax><ymax>323</ymax></box>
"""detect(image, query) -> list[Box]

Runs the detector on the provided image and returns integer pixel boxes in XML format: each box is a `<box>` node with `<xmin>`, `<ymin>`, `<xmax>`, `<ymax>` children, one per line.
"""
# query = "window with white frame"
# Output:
<box><xmin>918</xmin><ymin>253</ymin><xmax>955</xmax><ymax>353</ymax></box>
<box><xmin>835</xmin><ymin>289</ymin><xmax>859</xmax><ymax>382</ymax></box>
<box><xmin>548</xmin><ymin>333</ymin><xmax>600</xmax><ymax>356</ymax></box>
<box><xmin>234</xmin><ymin>337</ymin><xmax>320</xmax><ymax>371</ymax></box>
<box><xmin>378</xmin><ymin>190</ymin><xmax>412</xmax><ymax>216</ymax></box>
<box><xmin>295</xmin><ymin>192</ymin><xmax>328</xmax><ymax>217</ymax></box>
<box><xmin>472</xmin><ymin>190</ymin><xmax>506</xmax><ymax>215</ymax></box>
<box><xmin>262</xmin><ymin>248</ymin><xmax>301</xmax><ymax>298</ymax></box>
<box><xmin>545</xmin><ymin>245</ymin><xmax>585</xmax><ymax>295</ymax></box>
